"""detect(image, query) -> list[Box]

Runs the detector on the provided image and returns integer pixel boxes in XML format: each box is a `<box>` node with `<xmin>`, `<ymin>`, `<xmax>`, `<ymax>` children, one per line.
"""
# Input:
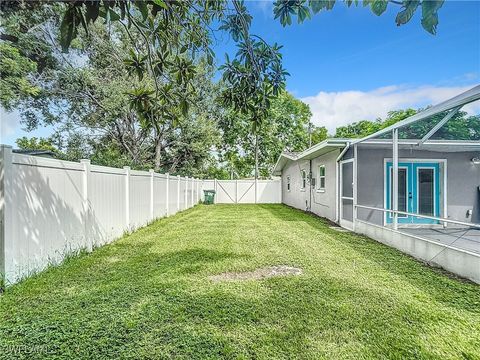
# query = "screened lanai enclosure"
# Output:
<box><xmin>339</xmin><ymin>85</ymin><xmax>480</xmax><ymax>282</ymax></box>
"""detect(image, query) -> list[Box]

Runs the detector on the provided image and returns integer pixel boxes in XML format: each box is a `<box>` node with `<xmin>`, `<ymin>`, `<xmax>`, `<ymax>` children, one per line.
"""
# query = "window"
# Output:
<box><xmin>318</xmin><ymin>165</ymin><xmax>326</xmax><ymax>191</ymax></box>
<box><xmin>389</xmin><ymin>167</ymin><xmax>408</xmax><ymax>217</ymax></box>
<box><xmin>418</xmin><ymin>168</ymin><xmax>435</xmax><ymax>216</ymax></box>
<box><xmin>301</xmin><ymin>169</ymin><xmax>306</xmax><ymax>190</ymax></box>
<box><xmin>286</xmin><ymin>176</ymin><xmax>291</xmax><ymax>192</ymax></box>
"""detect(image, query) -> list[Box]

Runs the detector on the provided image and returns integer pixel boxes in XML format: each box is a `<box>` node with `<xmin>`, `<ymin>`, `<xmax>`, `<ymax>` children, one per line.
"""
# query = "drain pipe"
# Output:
<box><xmin>335</xmin><ymin>142</ymin><xmax>350</xmax><ymax>223</ymax></box>
<box><xmin>308</xmin><ymin>159</ymin><xmax>312</xmax><ymax>212</ymax></box>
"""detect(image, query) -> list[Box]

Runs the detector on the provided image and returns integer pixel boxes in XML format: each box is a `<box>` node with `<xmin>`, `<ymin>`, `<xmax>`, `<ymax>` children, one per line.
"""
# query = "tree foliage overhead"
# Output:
<box><xmin>0</xmin><ymin>0</ymin><xmax>463</xmax><ymax>180</ymax></box>
<box><xmin>273</xmin><ymin>0</ymin><xmax>445</xmax><ymax>35</ymax></box>
<box><xmin>1</xmin><ymin>2</ymin><xmax>226</xmax><ymax>176</ymax></box>
<box><xmin>219</xmin><ymin>0</ymin><xmax>288</xmax><ymax>179</ymax></box>
<box><xmin>0</xmin><ymin>43</ymin><xmax>41</xmax><ymax>110</ymax></box>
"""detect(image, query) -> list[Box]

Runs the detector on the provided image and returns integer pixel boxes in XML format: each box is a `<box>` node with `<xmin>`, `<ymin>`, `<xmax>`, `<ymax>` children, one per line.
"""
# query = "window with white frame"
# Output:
<box><xmin>318</xmin><ymin>165</ymin><xmax>326</xmax><ymax>191</ymax></box>
<box><xmin>301</xmin><ymin>169</ymin><xmax>306</xmax><ymax>190</ymax></box>
<box><xmin>286</xmin><ymin>176</ymin><xmax>291</xmax><ymax>192</ymax></box>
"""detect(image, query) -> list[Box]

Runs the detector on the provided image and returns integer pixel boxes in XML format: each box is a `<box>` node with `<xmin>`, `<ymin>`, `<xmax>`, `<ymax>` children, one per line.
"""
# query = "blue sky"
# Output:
<box><xmin>1</xmin><ymin>1</ymin><xmax>479</xmax><ymax>145</ymax></box>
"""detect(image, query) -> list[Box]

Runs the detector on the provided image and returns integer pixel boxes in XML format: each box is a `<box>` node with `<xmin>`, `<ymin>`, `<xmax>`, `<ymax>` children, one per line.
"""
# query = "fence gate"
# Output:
<box><xmin>215</xmin><ymin>180</ymin><xmax>257</xmax><ymax>204</ymax></box>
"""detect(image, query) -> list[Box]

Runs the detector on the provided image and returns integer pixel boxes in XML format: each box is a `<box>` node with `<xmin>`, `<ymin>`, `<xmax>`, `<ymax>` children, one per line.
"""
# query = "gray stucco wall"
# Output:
<box><xmin>310</xmin><ymin>150</ymin><xmax>340</xmax><ymax>222</ymax></box>
<box><xmin>281</xmin><ymin>149</ymin><xmax>340</xmax><ymax>222</ymax></box>
<box><xmin>354</xmin><ymin>148</ymin><xmax>480</xmax><ymax>225</ymax></box>
<box><xmin>282</xmin><ymin>159</ymin><xmax>309</xmax><ymax>212</ymax></box>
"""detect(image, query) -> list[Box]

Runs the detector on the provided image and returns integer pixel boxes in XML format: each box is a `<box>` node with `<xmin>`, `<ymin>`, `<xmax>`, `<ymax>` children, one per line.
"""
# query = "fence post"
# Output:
<box><xmin>165</xmin><ymin>173</ymin><xmax>169</xmax><ymax>216</ymax></box>
<box><xmin>235</xmin><ymin>179</ymin><xmax>238</xmax><ymax>203</ymax></box>
<box><xmin>149</xmin><ymin>169</ymin><xmax>154</xmax><ymax>222</ymax></box>
<box><xmin>214</xmin><ymin>178</ymin><xmax>217</xmax><ymax>204</ymax></box>
<box><xmin>185</xmin><ymin>176</ymin><xmax>189</xmax><ymax>208</ymax></box>
<box><xmin>177</xmin><ymin>175</ymin><xmax>180</xmax><ymax>212</ymax></box>
<box><xmin>197</xmin><ymin>179</ymin><xmax>200</xmax><ymax>203</ymax></box>
<box><xmin>255</xmin><ymin>178</ymin><xmax>258</xmax><ymax>204</ymax></box>
<box><xmin>190</xmin><ymin>177</ymin><xmax>195</xmax><ymax>207</ymax></box>
<box><xmin>0</xmin><ymin>145</ymin><xmax>12</xmax><ymax>286</ymax></box>
<box><xmin>124</xmin><ymin>166</ymin><xmax>131</xmax><ymax>231</ymax></box>
<box><xmin>80</xmin><ymin>159</ymin><xmax>93</xmax><ymax>252</ymax></box>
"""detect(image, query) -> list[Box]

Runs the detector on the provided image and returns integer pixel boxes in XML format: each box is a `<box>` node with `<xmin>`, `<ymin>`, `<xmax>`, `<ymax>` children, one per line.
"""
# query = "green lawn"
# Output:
<box><xmin>1</xmin><ymin>205</ymin><xmax>479</xmax><ymax>359</ymax></box>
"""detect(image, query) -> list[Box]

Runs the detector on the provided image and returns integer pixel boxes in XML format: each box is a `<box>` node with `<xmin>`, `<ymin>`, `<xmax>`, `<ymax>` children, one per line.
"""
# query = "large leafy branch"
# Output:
<box><xmin>273</xmin><ymin>0</ymin><xmax>445</xmax><ymax>34</ymax></box>
<box><xmin>219</xmin><ymin>0</ymin><xmax>289</xmax><ymax>178</ymax></box>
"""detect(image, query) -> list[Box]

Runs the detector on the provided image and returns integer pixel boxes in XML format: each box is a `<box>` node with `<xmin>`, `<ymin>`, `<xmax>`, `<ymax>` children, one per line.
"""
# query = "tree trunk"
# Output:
<box><xmin>154</xmin><ymin>137</ymin><xmax>162</xmax><ymax>171</ymax></box>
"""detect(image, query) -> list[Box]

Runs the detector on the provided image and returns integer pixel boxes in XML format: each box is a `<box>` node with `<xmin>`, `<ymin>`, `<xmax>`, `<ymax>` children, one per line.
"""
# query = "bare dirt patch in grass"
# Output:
<box><xmin>209</xmin><ymin>265</ymin><xmax>303</xmax><ymax>282</ymax></box>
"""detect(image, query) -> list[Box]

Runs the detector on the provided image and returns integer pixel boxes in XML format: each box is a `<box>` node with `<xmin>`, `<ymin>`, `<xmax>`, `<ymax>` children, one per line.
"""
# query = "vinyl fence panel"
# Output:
<box><xmin>237</xmin><ymin>180</ymin><xmax>256</xmax><ymax>203</ymax></box>
<box><xmin>89</xmin><ymin>165</ymin><xmax>126</xmax><ymax>247</ymax></box>
<box><xmin>212</xmin><ymin>179</ymin><xmax>281</xmax><ymax>204</ymax></box>
<box><xmin>0</xmin><ymin>145</ymin><xmax>281</xmax><ymax>285</ymax></box>
<box><xmin>168</xmin><ymin>175</ymin><xmax>179</xmax><ymax>216</ymax></box>
<box><xmin>215</xmin><ymin>180</ymin><xmax>237</xmax><ymax>204</ymax></box>
<box><xmin>257</xmin><ymin>180</ymin><xmax>282</xmax><ymax>203</ymax></box>
<box><xmin>129</xmin><ymin>170</ymin><xmax>151</xmax><ymax>230</ymax></box>
<box><xmin>153</xmin><ymin>174</ymin><xmax>168</xmax><ymax>219</ymax></box>
<box><xmin>6</xmin><ymin>154</ymin><xmax>85</xmax><ymax>284</ymax></box>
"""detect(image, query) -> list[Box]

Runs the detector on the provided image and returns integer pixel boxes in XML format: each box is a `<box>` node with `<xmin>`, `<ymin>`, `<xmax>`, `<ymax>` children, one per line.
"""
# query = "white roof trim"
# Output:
<box><xmin>272</xmin><ymin>138</ymin><xmax>351</xmax><ymax>175</ymax></box>
<box><xmin>361</xmin><ymin>139</ymin><xmax>480</xmax><ymax>146</ymax></box>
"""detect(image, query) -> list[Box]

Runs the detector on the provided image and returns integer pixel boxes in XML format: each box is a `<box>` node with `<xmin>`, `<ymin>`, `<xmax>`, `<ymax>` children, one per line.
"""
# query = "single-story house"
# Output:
<box><xmin>273</xmin><ymin>85</ymin><xmax>480</xmax><ymax>283</ymax></box>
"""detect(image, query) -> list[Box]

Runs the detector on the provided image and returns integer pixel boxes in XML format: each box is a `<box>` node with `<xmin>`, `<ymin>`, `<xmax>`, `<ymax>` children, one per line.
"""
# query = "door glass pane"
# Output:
<box><xmin>418</xmin><ymin>168</ymin><xmax>434</xmax><ymax>216</ymax></box>
<box><xmin>390</xmin><ymin>168</ymin><xmax>407</xmax><ymax>214</ymax></box>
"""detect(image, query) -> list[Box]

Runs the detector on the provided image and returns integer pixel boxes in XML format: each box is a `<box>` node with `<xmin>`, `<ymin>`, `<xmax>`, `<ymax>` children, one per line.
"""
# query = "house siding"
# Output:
<box><xmin>354</xmin><ymin>148</ymin><xmax>480</xmax><ymax>225</ymax></box>
<box><xmin>281</xmin><ymin>149</ymin><xmax>340</xmax><ymax>222</ymax></box>
<box><xmin>310</xmin><ymin>150</ymin><xmax>340</xmax><ymax>222</ymax></box>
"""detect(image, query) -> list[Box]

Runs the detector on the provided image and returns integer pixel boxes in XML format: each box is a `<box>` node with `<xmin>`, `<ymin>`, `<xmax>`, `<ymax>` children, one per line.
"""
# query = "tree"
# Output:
<box><xmin>2</xmin><ymin>0</ymin><xmax>289</xmax><ymax>178</ymax></box>
<box><xmin>15</xmin><ymin>136</ymin><xmax>57</xmax><ymax>152</ymax></box>
<box><xmin>273</xmin><ymin>0</ymin><xmax>445</xmax><ymax>35</ymax></box>
<box><xmin>311</xmin><ymin>126</ymin><xmax>328</xmax><ymax>145</ymax></box>
<box><xmin>220</xmin><ymin>0</ymin><xmax>288</xmax><ymax>180</ymax></box>
<box><xmin>0</xmin><ymin>43</ymin><xmax>41</xmax><ymax>110</ymax></box>
<box><xmin>218</xmin><ymin>91</ymin><xmax>321</xmax><ymax>178</ymax></box>
<box><xmin>8</xmin><ymin>16</ymin><xmax>223</xmax><ymax>174</ymax></box>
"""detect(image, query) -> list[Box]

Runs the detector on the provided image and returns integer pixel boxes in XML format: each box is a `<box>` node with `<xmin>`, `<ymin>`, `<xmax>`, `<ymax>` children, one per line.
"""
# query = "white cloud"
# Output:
<box><xmin>301</xmin><ymin>84</ymin><xmax>480</xmax><ymax>133</ymax></box>
<box><xmin>249</xmin><ymin>0</ymin><xmax>274</xmax><ymax>18</ymax></box>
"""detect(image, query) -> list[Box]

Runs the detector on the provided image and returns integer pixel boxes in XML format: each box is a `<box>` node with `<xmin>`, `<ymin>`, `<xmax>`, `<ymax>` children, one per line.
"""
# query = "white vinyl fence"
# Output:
<box><xmin>202</xmin><ymin>179</ymin><xmax>281</xmax><ymax>204</ymax></box>
<box><xmin>0</xmin><ymin>145</ymin><xmax>281</xmax><ymax>285</ymax></box>
<box><xmin>0</xmin><ymin>146</ymin><xmax>203</xmax><ymax>285</ymax></box>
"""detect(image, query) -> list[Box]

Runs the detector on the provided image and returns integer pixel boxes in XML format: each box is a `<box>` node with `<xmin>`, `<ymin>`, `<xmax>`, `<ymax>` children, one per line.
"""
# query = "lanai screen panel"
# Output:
<box><xmin>353</xmin><ymin>98</ymin><xmax>480</xmax><ymax>254</ymax></box>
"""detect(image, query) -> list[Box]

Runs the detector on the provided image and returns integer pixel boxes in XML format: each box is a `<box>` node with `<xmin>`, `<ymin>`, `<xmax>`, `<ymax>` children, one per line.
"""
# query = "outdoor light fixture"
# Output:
<box><xmin>471</xmin><ymin>157</ymin><xmax>480</xmax><ymax>165</ymax></box>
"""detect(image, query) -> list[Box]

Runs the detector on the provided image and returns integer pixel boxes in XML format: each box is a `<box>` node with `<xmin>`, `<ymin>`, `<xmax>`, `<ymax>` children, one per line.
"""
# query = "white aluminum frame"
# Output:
<box><xmin>384</xmin><ymin>165</ymin><xmax>409</xmax><ymax>223</ymax></box>
<box><xmin>355</xmin><ymin>204</ymin><xmax>480</xmax><ymax>229</ymax></box>
<box><xmin>346</xmin><ymin>86</ymin><xmax>479</xmax><ymax>232</ymax></box>
<box><xmin>339</xmin><ymin>158</ymin><xmax>354</xmax><ymax>230</ymax></box>
<box><xmin>382</xmin><ymin>158</ymin><xmax>447</xmax><ymax>227</ymax></box>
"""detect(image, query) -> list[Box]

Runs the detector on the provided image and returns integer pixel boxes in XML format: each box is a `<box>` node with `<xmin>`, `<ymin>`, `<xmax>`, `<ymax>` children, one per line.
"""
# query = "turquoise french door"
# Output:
<box><xmin>386</xmin><ymin>162</ymin><xmax>440</xmax><ymax>224</ymax></box>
